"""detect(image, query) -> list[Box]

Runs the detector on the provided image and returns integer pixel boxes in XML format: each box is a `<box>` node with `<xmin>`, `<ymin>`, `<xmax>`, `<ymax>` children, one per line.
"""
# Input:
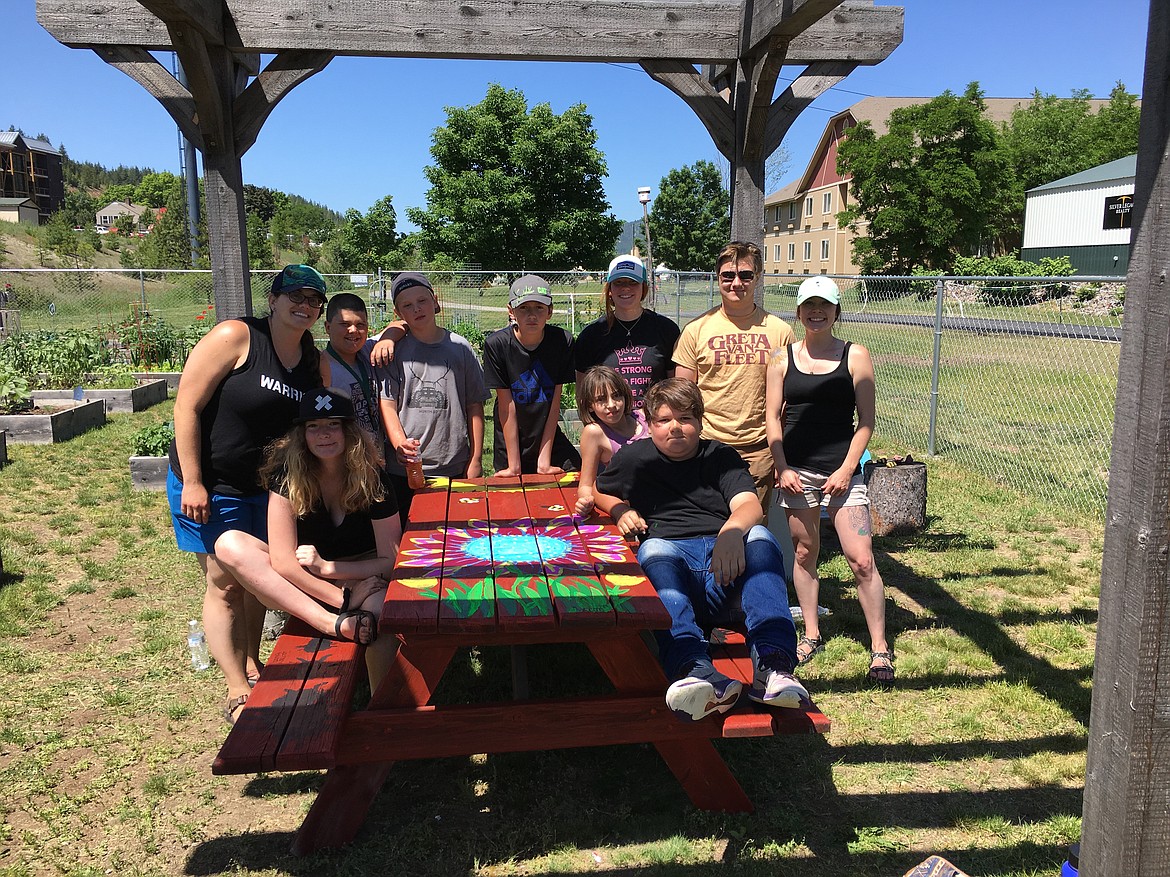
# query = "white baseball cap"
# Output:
<box><xmin>796</xmin><ymin>275</ymin><xmax>840</xmax><ymax>306</ymax></box>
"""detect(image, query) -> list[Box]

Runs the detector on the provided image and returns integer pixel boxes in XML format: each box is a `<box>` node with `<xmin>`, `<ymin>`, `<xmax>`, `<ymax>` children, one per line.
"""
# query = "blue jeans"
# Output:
<box><xmin>636</xmin><ymin>525</ymin><xmax>798</xmax><ymax>679</ymax></box>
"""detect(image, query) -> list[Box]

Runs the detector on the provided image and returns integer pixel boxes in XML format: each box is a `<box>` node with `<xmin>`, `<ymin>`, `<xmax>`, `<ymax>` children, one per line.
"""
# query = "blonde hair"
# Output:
<box><xmin>261</xmin><ymin>420</ymin><xmax>385</xmax><ymax>517</ymax></box>
<box><xmin>578</xmin><ymin>365</ymin><xmax>634</xmax><ymax>426</ymax></box>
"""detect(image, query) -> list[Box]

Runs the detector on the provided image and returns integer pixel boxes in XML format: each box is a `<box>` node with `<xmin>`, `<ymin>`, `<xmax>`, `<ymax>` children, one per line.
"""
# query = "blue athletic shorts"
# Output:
<box><xmin>167</xmin><ymin>467</ymin><xmax>268</xmax><ymax>555</ymax></box>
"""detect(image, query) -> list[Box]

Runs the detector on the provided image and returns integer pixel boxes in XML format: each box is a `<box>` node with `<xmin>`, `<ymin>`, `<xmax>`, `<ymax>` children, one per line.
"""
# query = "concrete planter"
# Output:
<box><xmin>0</xmin><ymin>399</ymin><xmax>106</xmax><ymax>444</ymax></box>
<box><xmin>129</xmin><ymin>455</ymin><xmax>169</xmax><ymax>491</ymax></box>
<box><xmin>31</xmin><ymin>378</ymin><xmax>168</xmax><ymax>414</ymax></box>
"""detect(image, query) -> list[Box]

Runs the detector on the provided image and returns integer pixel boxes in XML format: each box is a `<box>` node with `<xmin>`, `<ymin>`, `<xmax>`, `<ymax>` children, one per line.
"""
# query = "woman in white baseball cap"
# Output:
<box><xmin>765</xmin><ymin>276</ymin><xmax>894</xmax><ymax>686</ymax></box>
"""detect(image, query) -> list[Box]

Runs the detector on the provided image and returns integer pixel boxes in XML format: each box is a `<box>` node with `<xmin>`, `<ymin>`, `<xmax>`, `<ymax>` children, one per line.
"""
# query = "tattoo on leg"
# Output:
<box><xmin>848</xmin><ymin>506</ymin><xmax>871</xmax><ymax>536</ymax></box>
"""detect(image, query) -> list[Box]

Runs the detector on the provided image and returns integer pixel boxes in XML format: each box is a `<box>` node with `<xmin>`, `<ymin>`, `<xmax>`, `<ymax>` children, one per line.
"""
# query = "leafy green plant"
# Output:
<box><xmin>130</xmin><ymin>421</ymin><xmax>174</xmax><ymax>456</ymax></box>
<box><xmin>0</xmin><ymin>329</ymin><xmax>115</xmax><ymax>388</ymax></box>
<box><xmin>0</xmin><ymin>363</ymin><xmax>32</xmax><ymax>413</ymax></box>
<box><xmin>447</xmin><ymin>317</ymin><xmax>485</xmax><ymax>355</ymax></box>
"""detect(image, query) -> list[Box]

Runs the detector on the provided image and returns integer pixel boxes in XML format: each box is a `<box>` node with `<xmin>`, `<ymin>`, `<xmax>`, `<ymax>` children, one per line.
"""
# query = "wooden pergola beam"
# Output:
<box><xmin>742</xmin><ymin>0</ymin><xmax>839</xmax><ymax>57</ymax></box>
<box><xmin>137</xmin><ymin>0</ymin><xmax>225</xmax><ymax>44</ymax></box>
<box><xmin>37</xmin><ymin>0</ymin><xmax>902</xmax><ymax>64</ymax></box>
<box><xmin>642</xmin><ymin>60</ymin><xmax>736</xmax><ymax>159</ymax></box>
<box><xmin>233</xmin><ymin>49</ymin><xmax>335</xmax><ymax>154</ymax></box>
<box><xmin>93</xmin><ymin>45</ymin><xmax>203</xmax><ymax>149</ymax></box>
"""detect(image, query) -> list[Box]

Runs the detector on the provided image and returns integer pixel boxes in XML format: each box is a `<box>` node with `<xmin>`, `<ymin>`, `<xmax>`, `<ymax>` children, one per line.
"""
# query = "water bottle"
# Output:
<box><xmin>187</xmin><ymin>619</ymin><xmax>210</xmax><ymax>671</ymax></box>
<box><xmin>1060</xmin><ymin>842</ymin><xmax>1079</xmax><ymax>877</ymax></box>
<box><xmin>406</xmin><ymin>458</ymin><xmax>426</xmax><ymax>490</ymax></box>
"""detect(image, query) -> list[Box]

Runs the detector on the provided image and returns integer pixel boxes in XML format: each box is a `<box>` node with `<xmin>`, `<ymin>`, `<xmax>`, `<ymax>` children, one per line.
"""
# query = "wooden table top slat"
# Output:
<box><xmin>404</xmin><ymin>487</ymin><xmax>448</xmax><ymax>525</ymax></box>
<box><xmin>493</xmin><ymin>573</ymin><xmax>558</xmax><ymax>631</ymax></box>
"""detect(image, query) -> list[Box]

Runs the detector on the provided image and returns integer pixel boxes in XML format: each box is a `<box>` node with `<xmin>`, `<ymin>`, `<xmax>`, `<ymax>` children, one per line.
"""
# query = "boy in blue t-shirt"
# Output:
<box><xmin>481</xmin><ymin>275</ymin><xmax>580</xmax><ymax>475</ymax></box>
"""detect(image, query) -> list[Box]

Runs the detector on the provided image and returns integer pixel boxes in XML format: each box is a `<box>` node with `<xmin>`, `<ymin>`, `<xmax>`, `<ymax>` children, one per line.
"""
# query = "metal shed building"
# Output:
<box><xmin>1021</xmin><ymin>154</ymin><xmax>1136</xmax><ymax>275</ymax></box>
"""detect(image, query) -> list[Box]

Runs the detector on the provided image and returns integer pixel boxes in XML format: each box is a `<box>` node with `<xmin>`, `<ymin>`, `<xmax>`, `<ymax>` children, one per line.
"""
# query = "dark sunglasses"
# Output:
<box><xmin>719</xmin><ymin>270</ymin><xmax>756</xmax><ymax>283</ymax></box>
<box><xmin>285</xmin><ymin>289</ymin><xmax>326</xmax><ymax>308</ymax></box>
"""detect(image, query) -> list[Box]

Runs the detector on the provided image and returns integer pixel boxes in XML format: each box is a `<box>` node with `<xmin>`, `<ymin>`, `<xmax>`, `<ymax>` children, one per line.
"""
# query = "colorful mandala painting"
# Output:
<box><xmin>387</xmin><ymin>485</ymin><xmax>653</xmax><ymax>624</ymax></box>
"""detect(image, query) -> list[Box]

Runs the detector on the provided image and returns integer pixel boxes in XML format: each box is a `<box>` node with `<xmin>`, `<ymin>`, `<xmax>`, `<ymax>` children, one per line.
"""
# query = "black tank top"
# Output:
<box><xmin>782</xmin><ymin>341</ymin><xmax>857</xmax><ymax>476</ymax></box>
<box><xmin>169</xmin><ymin>316</ymin><xmax>321</xmax><ymax>495</ymax></box>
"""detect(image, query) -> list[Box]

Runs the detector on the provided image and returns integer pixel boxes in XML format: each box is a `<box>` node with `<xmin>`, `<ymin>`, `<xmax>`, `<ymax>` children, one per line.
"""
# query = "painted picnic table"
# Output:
<box><xmin>220</xmin><ymin>473</ymin><xmax>829</xmax><ymax>855</ymax></box>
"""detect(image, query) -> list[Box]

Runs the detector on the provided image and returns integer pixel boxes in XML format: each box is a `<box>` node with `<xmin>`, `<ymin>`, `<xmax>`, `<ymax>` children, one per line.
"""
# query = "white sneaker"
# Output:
<box><xmin>748</xmin><ymin>646</ymin><xmax>809</xmax><ymax>707</ymax></box>
<box><xmin>665</xmin><ymin>661</ymin><xmax>743</xmax><ymax>721</ymax></box>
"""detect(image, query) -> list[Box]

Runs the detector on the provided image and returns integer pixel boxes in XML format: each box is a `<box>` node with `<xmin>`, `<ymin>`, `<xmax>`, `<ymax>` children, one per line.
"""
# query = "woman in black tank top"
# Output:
<box><xmin>168</xmin><ymin>265</ymin><xmax>329</xmax><ymax>724</ymax></box>
<box><xmin>765</xmin><ymin>276</ymin><xmax>894</xmax><ymax>686</ymax></box>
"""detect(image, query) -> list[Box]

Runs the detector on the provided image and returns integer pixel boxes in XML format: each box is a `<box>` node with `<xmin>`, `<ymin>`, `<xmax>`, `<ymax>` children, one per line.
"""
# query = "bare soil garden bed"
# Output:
<box><xmin>0</xmin><ymin>398</ymin><xmax>106</xmax><ymax>443</ymax></box>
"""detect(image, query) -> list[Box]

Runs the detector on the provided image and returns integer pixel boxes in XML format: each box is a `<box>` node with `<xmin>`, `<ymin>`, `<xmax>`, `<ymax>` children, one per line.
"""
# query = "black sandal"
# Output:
<box><xmin>335</xmin><ymin>609</ymin><xmax>377</xmax><ymax>645</ymax></box>
<box><xmin>867</xmin><ymin>651</ymin><xmax>896</xmax><ymax>686</ymax></box>
<box><xmin>796</xmin><ymin>635</ymin><xmax>825</xmax><ymax>666</ymax></box>
<box><xmin>223</xmin><ymin>693</ymin><xmax>249</xmax><ymax>725</ymax></box>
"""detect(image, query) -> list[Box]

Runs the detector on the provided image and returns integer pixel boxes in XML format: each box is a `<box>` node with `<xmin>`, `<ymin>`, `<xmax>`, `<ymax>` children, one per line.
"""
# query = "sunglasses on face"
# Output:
<box><xmin>719</xmin><ymin>270</ymin><xmax>756</xmax><ymax>283</ymax></box>
<box><xmin>285</xmin><ymin>289</ymin><xmax>326</xmax><ymax>308</ymax></box>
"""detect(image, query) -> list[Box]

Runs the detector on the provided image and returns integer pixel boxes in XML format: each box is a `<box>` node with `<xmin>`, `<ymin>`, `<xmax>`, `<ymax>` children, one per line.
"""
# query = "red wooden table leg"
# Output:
<box><xmin>653</xmin><ymin>739</ymin><xmax>754</xmax><ymax>812</ymax></box>
<box><xmin>292</xmin><ymin>638</ymin><xmax>457</xmax><ymax>854</ymax></box>
<box><xmin>589</xmin><ymin>633</ymin><xmax>754</xmax><ymax>813</ymax></box>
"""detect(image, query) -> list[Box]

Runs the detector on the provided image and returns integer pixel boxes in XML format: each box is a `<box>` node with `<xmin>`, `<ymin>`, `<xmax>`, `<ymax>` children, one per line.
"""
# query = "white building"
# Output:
<box><xmin>1021</xmin><ymin>154</ymin><xmax>1135</xmax><ymax>275</ymax></box>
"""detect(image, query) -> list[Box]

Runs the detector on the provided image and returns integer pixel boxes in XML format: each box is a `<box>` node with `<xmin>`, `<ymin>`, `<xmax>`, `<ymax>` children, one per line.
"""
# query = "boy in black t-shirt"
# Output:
<box><xmin>482</xmin><ymin>275</ymin><xmax>581</xmax><ymax>475</ymax></box>
<box><xmin>594</xmin><ymin>378</ymin><xmax>807</xmax><ymax>721</ymax></box>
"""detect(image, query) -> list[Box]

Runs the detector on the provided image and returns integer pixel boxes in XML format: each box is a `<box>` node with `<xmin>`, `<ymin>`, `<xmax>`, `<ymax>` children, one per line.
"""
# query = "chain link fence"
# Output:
<box><xmin>0</xmin><ymin>267</ymin><xmax>1123</xmax><ymax>516</ymax></box>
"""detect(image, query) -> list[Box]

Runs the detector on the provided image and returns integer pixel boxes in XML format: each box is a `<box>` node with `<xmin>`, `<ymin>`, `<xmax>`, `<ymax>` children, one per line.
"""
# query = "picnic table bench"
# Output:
<box><xmin>214</xmin><ymin>474</ymin><xmax>830</xmax><ymax>854</ymax></box>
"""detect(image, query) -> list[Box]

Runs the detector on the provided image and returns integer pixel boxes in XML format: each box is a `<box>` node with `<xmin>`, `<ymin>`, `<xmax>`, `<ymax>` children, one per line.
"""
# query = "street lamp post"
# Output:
<box><xmin>637</xmin><ymin>186</ymin><xmax>655</xmax><ymax>299</ymax></box>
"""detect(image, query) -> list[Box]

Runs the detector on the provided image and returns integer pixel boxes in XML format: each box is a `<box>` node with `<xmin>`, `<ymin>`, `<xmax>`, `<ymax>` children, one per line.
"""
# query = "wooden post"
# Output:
<box><xmin>1080</xmin><ymin>1</ymin><xmax>1170</xmax><ymax>873</ymax></box>
<box><xmin>202</xmin><ymin>149</ymin><xmax>252</xmax><ymax>319</ymax></box>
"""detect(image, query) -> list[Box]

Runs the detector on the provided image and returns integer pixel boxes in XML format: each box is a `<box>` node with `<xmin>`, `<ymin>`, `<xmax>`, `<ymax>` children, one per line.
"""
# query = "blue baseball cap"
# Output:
<box><xmin>272</xmin><ymin>264</ymin><xmax>327</xmax><ymax>298</ymax></box>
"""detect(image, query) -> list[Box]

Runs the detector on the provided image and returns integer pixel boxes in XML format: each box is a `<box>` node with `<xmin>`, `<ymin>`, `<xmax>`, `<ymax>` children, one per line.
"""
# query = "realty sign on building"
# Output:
<box><xmin>1104</xmin><ymin>194</ymin><xmax>1134</xmax><ymax>230</ymax></box>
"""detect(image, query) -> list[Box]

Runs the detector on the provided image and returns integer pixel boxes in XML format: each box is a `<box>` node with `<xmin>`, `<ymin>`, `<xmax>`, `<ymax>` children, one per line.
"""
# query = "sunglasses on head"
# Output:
<box><xmin>719</xmin><ymin>270</ymin><xmax>756</xmax><ymax>283</ymax></box>
<box><xmin>285</xmin><ymin>288</ymin><xmax>326</xmax><ymax>308</ymax></box>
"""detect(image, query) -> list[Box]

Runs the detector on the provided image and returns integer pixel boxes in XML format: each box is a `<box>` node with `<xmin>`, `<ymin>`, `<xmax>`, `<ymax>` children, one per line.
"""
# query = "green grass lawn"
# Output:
<box><xmin>0</xmin><ymin>399</ymin><xmax>1095</xmax><ymax>876</ymax></box>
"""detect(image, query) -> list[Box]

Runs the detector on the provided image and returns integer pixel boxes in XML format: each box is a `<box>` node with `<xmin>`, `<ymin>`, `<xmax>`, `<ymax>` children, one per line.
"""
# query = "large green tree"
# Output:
<box><xmin>838</xmin><ymin>83</ymin><xmax>1014</xmax><ymax>273</ymax></box>
<box><xmin>324</xmin><ymin>195</ymin><xmax>403</xmax><ymax>273</ymax></box>
<box><xmin>649</xmin><ymin>161</ymin><xmax>730</xmax><ymax>271</ymax></box>
<box><xmin>407</xmin><ymin>84</ymin><xmax>622</xmax><ymax>270</ymax></box>
<box><xmin>134</xmin><ymin>172</ymin><xmax>181</xmax><ymax>208</ymax></box>
<box><xmin>138</xmin><ymin>184</ymin><xmax>191</xmax><ymax>268</ymax></box>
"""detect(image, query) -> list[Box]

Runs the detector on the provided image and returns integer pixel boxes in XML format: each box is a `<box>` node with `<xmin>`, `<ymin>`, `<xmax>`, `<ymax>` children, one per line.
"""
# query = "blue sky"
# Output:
<box><xmin>7</xmin><ymin>1</ymin><xmax>1151</xmax><ymax>228</ymax></box>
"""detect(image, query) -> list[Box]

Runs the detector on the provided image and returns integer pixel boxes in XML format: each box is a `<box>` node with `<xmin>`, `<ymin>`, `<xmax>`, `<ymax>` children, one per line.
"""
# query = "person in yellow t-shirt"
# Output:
<box><xmin>673</xmin><ymin>241</ymin><xmax>795</xmax><ymax>512</ymax></box>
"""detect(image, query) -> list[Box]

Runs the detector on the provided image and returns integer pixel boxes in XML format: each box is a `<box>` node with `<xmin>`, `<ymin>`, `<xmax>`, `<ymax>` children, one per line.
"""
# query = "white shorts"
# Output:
<box><xmin>778</xmin><ymin>467</ymin><xmax>869</xmax><ymax>510</ymax></box>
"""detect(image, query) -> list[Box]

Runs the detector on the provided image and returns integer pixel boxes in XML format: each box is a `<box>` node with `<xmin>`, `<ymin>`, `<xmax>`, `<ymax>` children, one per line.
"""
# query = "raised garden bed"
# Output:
<box><xmin>0</xmin><ymin>400</ymin><xmax>106</xmax><ymax>444</ymax></box>
<box><xmin>132</xmin><ymin>372</ymin><xmax>181</xmax><ymax>392</ymax></box>
<box><xmin>31</xmin><ymin>378</ymin><xmax>168</xmax><ymax>414</ymax></box>
<box><xmin>129</xmin><ymin>455</ymin><xmax>168</xmax><ymax>491</ymax></box>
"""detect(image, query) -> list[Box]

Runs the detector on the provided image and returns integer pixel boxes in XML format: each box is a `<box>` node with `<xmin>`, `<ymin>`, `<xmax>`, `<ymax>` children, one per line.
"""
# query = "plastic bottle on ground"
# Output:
<box><xmin>187</xmin><ymin>619</ymin><xmax>210</xmax><ymax>671</ymax></box>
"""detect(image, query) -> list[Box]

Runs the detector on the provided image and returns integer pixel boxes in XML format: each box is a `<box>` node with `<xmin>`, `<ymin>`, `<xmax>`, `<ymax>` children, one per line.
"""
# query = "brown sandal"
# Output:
<box><xmin>867</xmin><ymin>651</ymin><xmax>896</xmax><ymax>686</ymax></box>
<box><xmin>223</xmin><ymin>693</ymin><xmax>249</xmax><ymax>725</ymax></box>
<box><xmin>796</xmin><ymin>635</ymin><xmax>825</xmax><ymax>666</ymax></box>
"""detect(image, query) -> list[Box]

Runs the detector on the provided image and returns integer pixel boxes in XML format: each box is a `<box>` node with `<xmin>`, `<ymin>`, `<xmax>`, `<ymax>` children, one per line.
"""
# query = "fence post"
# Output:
<box><xmin>139</xmin><ymin>270</ymin><xmax>147</xmax><ymax>314</ymax></box>
<box><xmin>928</xmin><ymin>278</ymin><xmax>944</xmax><ymax>456</ymax></box>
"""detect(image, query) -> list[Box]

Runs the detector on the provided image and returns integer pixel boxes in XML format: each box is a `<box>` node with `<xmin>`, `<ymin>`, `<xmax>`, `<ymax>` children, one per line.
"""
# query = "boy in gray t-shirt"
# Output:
<box><xmin>375</xmin><ymin>272</ymin><xmax>488</xmax><ymax>523</ymax></box>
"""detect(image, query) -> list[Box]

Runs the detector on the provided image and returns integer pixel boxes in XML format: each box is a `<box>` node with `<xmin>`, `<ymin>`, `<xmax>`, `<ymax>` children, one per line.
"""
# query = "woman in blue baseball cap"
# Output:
<box><xmin>166</xmin><ymin>264</ymin><xmax>331</xmax><ymax>724</ymax></box>
<box><xmin>573</xmin><ymin>254</ymin><xmax>680</xmax><ymax>409</ymax></box>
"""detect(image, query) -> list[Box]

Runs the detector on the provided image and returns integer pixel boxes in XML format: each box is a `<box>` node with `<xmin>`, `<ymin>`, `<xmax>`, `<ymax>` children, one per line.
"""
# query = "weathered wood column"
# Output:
<box><xmin>646</xmin><ymin>1</ymin><xmax>901</xmax><ymax>301</ymax></box>
<box><xmin>1081</xmin><ymin>1</ymin><xmax>1170</xmax><ymax>872</ymax></box>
